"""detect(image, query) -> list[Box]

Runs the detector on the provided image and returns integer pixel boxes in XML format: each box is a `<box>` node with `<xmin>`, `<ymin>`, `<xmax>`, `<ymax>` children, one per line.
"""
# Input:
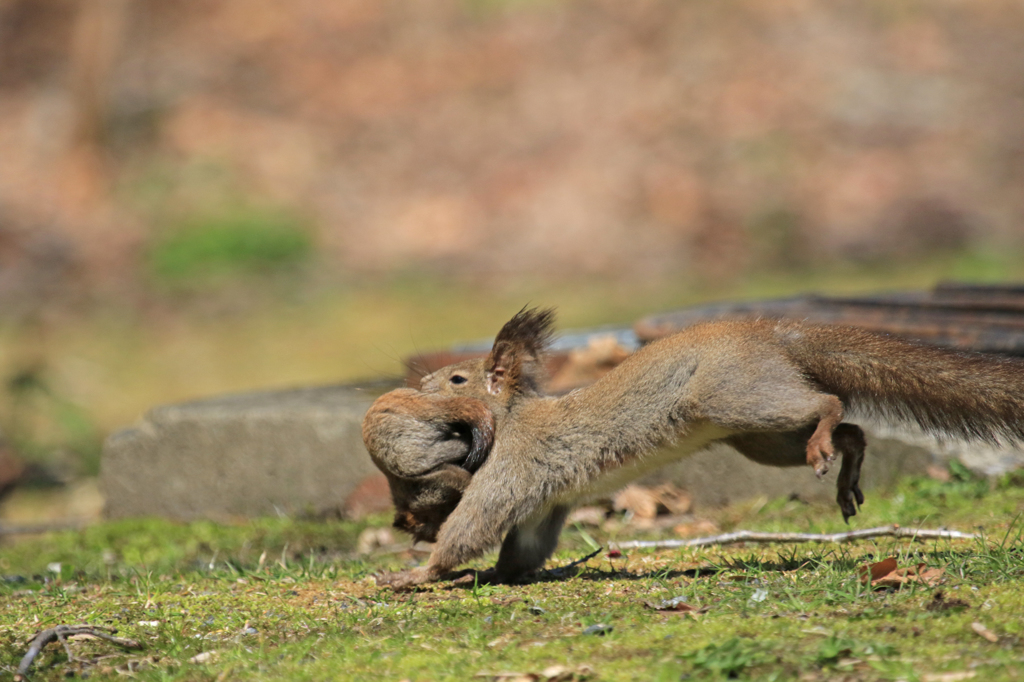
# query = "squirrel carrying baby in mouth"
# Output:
<box><xmin>363</xmin><ymin>307</ymin><xmax>1024</xmax><ymax>589</ymax></box>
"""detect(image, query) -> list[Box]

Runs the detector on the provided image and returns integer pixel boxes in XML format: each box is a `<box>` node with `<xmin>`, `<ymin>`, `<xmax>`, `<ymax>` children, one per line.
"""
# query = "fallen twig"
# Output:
<box><xmin>543</xmin><ymin>546</ymin><xmax>604</xmax><ymax>579</ymax></box>
<box><xmin>15</xmin><ymin>624</ymin><xmax>142</xmax><ymax>681</ymax></box>
<box><xmin>609</xmin><ymin>524</ymin><xmax>977</xmax><ymax>550</ymax></box>
<box><xmin>562</xmin><ymin>546</ymin><xmax>604</xmax><ymax>571</ymax></box>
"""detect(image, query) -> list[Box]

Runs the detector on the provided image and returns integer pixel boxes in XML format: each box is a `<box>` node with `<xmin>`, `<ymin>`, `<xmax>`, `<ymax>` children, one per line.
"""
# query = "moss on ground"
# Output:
<box><xmin>3</xmin><ymin>474</ymin><xmax>1024</xmax><ymax>681</ymax></box>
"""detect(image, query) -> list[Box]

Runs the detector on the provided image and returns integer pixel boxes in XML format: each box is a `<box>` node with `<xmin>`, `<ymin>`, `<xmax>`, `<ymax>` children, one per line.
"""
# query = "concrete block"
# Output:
<box><xmin>101</xmin><ymin>381</ymin><xmax>399</xmax><ymax>520</ymax></box>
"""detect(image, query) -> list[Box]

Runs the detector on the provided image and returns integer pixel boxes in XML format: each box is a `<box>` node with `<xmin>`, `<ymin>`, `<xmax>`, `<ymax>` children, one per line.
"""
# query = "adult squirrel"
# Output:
<box><xmin>363</xmin><ymin>308</ymin><xmax>1024</xmax><ymax>588</ymax></box>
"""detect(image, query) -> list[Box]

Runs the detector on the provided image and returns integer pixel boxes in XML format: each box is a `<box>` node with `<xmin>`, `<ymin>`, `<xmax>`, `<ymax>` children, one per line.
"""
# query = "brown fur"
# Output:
<box><xmin>364</xmin><ymin>309</ymin><xmax>1024</xmax><ymax>588</ymax></box>
<box><xmin>361</xmin><ymin>389</ymin><xmax>494</xmax><ymax>543</ymax></box>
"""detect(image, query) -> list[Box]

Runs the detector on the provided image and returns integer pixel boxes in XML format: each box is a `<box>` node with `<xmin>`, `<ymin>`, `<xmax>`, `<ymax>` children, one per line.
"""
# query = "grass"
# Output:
<box><xmin>3</xmin><ymin>472</ymin><xmax>1024</xmax><ymax>680</ymax></box>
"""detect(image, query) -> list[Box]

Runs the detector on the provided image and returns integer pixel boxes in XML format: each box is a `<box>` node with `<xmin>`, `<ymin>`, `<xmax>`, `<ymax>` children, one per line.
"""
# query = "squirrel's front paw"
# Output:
<box><xmin>376</xmin><ymin>567</ymin><xmax>433</xmax><ymax>590</ymax></box>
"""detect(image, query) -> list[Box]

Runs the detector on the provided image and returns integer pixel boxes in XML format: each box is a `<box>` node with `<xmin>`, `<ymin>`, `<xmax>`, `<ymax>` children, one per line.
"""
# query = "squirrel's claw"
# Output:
<box><xmin>837</xmin><ymin>481</ymin><xmax>864</xmax><ymax>523</ymax></box>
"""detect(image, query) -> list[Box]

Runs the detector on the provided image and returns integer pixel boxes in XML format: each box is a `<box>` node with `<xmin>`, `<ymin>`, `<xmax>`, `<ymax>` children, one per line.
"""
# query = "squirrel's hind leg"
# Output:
<box><xmin>692</xmin><ymin>361</ymin><xmax>847</xmax><ymax>477</ymax></box>
<box><xmin>704</xmin><ymin>390</ymin><xmax>845</xmax><ymax>476</ymax></box>
<box><xmin>494</xmin><ymin>505</ymin><xmax>572</xmax><ymax>583</ymax></box>
<box><xmin>726</xmin><ymin>421</ymin><xmax>866</xmax><ymax>520</ymax></box>
<box><xmin>833</xmin><ymin>423</ymin><xmax>866</xmax><ymax>522</ymax></box>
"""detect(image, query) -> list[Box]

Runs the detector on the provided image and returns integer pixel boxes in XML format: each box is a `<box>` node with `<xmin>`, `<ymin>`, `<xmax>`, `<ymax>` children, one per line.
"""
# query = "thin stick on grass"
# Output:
<box><xmin>539</xmin><ymin>546</ymin><xmax>604</xmax><ymax>580</ymax></box>
<box><xmin>15</xmin><ymin>625</ymin><xmax>142</xmax><ymax>681</ymax></box>
<box><xmin>609</xmin><ymin>524</ymin><xmax>977</xmax><ymax>550</ymax></box>
<box><xmin>561</xmin><ymin>546</ymin><xmax>604</xmax><ymax>571</ymax></box>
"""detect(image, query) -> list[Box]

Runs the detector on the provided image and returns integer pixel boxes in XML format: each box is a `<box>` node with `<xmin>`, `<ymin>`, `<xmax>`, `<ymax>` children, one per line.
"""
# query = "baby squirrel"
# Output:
<box><xmin>363</xmin><ymin>308</ymin><xmax>1024</xmax><ymax>588</ymax></box>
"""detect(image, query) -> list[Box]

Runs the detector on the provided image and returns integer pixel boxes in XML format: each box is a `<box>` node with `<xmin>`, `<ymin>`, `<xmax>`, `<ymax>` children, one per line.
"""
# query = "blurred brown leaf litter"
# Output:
<box><xmin>1</xmin><ymin>0</ymin><xmax>1023</xmax><ymax>310</ymax></box>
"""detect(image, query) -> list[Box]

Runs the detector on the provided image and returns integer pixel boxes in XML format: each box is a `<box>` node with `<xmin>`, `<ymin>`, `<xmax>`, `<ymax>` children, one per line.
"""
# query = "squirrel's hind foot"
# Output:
<box><xmin>834</xmin><ymin>423</ymin><xmax>867</xmax><ymax>522</ymax></box>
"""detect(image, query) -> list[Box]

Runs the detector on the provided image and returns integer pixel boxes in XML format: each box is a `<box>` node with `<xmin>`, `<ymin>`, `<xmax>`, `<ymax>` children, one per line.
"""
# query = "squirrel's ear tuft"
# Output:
<box><xmin>493</xmin><ymin>307</ymin><xmax>556</xmax><ymax>356</ymax></box>
<box><xmin>486</xmin><ymin>307</ymin><xmax>555</xmax><ymax>397</ymax></box>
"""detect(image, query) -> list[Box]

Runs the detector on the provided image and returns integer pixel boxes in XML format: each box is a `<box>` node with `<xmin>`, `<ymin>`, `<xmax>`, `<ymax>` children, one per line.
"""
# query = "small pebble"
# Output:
<box><xmin>583</xmin><ymin>623</ymin><xmax>613</xmax><ymax>636</ymax></box>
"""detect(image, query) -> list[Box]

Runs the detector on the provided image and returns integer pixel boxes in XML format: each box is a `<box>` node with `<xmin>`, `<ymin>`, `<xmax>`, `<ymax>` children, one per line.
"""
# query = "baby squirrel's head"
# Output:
<box><xmin>362</xmin><ymin>388</ymin><xmax>495</xmax><ymax>543</ymax></box>
<box><xmin>362</xmin><ymin>307</ymin><xmax>555</xmax><ymax>542</ymax></box>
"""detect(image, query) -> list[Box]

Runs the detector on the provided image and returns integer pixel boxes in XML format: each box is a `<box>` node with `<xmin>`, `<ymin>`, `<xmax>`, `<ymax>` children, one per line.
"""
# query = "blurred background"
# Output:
<box><xmin>1</xmin><ymin>0</ymin><xmax>1023</xmax><ymax>521</ymax></box>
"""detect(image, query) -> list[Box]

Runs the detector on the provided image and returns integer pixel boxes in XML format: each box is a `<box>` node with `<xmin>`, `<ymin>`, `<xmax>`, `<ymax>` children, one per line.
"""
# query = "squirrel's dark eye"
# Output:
<box><xmin>450</xmin><ymin>375</ymin><xmax>468</xmax><ymax>385</ymax></box>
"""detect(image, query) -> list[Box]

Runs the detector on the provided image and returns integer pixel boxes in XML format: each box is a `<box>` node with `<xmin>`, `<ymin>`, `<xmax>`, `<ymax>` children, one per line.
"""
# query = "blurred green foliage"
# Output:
<box><xmin>2</xmin><ymin>366</ymin><xmax>102</xmax><ymax>477</ymax></box>
<box><xmin>148</xmin><ymin>210</ymin><xmax>313</xmax><ymax>283</ymax></box>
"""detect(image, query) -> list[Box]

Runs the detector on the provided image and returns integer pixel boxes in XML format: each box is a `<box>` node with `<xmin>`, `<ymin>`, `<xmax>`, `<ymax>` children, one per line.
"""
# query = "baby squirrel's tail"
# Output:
<box><xmin>779</xmin><ymin>323</ymin><xmax>1024</xmax><ymax>444</ymax></box>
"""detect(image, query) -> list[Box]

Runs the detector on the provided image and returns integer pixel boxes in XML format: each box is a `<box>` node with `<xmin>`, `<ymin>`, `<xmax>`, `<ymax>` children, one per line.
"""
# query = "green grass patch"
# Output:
<box><xmin>148</xmin><ymin>209</ymin><xmax>313</xmax><ymax>283</ymax></box>
<box><xmin>3</xmin><ymin>476</ymin><xmax>1024</xmax><ymax>680</ymax></box>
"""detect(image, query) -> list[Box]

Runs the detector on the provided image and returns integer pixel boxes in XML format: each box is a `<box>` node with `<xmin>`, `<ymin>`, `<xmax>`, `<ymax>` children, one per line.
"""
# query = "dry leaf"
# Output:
<box><xmin>917</xmin><ymin>567</ymin><xmax>945</xmax><ymax>586</ymax></box>
<box><xmin>860</xmin><ymin>557</ymin><xmax>899</xmax><ymax>584</ymax></box>
<box><xmin>547</xmin><ymin>336</ymin><xmax>630</xmax><ymax>392</ymax></box>
<box><xmin>651</xmin><ymin>483</ymin><xmax>692</xmax><ymax>515</ymax></box>
<box><xmin>613</xmin><ymin>483</ymin><xmax>693</xmax><ymax>519</ymax></box>
<box><xmin>644</xmin><ymin>595</ymin><xmax>696</xmax><ymax>613</ymax></box>
<box><xmin>879</xmin><ymin>564</ymin><xmax>944</xmax><ymax>588</ymax></box>
<box><xmin>613</xmin><ymin>485</ymin><xmax>659</xmax><ymax>519</ymax></box>
<box><xmin>567</xmin><ymin>506</ymin><xmax>607</xmax><ymax>527</ymax></box>
<box><xmin>356</xmin><ymin>527</ymin><xmax>395</xmax><ymax>554</ymax></box>
<box><xmin>343</xmin><ymin>473</ymin><xmax>393</xmax><ymax>519</ymax></box>
<box><xmin>971</xmin><ymin>622</ymin><xmax>998</xmax><ymax>643</ymax></box>
<box><xmin>859</xmin><ymin>558</ymin><xmax>944</xmax><ymax>589</ymax></box>
<box><xmin>673</xmin><ymin>518</ymin><xmax>720</xmax><ymax>538</ymax></box>
<box><xmin>644</xmin><ymin>597</ymin><xmax>710</xmax><ymax>620</ymax></box>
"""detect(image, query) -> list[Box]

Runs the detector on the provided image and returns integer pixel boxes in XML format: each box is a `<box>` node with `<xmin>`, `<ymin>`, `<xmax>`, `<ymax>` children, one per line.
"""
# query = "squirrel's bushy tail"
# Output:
<box><xmin>781</xmin><ymin>324</ymin><xmax>1024</xmax><ymax>444</ymax></box>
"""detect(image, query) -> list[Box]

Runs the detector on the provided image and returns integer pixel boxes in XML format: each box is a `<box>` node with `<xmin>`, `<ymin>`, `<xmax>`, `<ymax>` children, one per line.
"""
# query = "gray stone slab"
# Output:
<box><xmin>101</xmin><ymin>381</ymin><xmax>399</xmax><ymax>520</ymax></box>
